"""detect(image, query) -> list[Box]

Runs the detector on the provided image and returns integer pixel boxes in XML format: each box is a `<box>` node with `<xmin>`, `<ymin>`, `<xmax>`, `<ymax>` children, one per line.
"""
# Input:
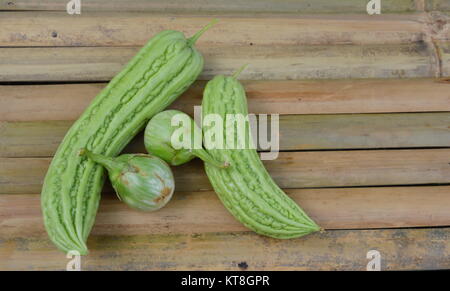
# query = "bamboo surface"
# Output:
<box><xmin>427</xmin><ymin>1</ymin><xmax>450</xmax><ymax>12</ymax></box>
<box><xmin>0</xmin><ymin>43</ymin><xmax>441</xmax><ymax>81</ymax></box>
<box><xmin>1</xmin><ymin>80</ymin><xmax>450</xmax><ymax>121</ymax></box>
<box><xmin>0</xmin><ymin>12</ymin><xmax>448</xmax><ymax>81</ymax></box>
<box><xmin>2</xmin><ymin>149</ymin><xmax>450</xmax><ymax>194</ymax></box>
<box><xmin>1</xmin><ymin>112</ymin><xmax>449</xmax><ymax>157</ymax></box>
<box><xmin>0</xmin><ymin>13</ymin><xmax>428</xmax><ymax>47</ymax></box>
<box><xmin>1</xmin><ymin>3</ymin><xmax>450</xmax><ymax>271</ymax></box>
<box><xmin>0</xmin><ymin>0</ymin><xmax>422</xmax><ymax>14</ymax></box>
<box><xmin>439</xmin><ymin>41</ymin><xmax>450</xmax><ymax>76</ymax></box>
<box><xmin>2</xmin><ymin>187</ymin><xmax>450</xmax><ymax>237</ymax></box>
<box><xmin>1</xmin><ymin>226</ymin><xmax>449</xmax><ymax>271</ymax></box>
<box><xmin>1</xmin><ymin>190</ymin><xmax>449</xmax><ymax>270</ymax></box>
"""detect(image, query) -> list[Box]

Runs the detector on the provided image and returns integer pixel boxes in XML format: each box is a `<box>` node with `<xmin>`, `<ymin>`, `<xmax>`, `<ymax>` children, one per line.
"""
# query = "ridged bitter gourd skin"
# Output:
<box><xmin>41</xmin><ymin>28</ymin><xmax>207</xmax><ymax>254</ymax></box>
<box><xmin>202</xmin><ymin>75</ymin><xmax>321</xmax><ymax>239</ymax></box>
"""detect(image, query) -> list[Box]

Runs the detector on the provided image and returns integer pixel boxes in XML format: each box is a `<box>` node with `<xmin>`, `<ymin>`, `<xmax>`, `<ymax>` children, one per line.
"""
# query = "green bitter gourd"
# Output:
<box><xmin>41</xmin><ymin>21</ymin><xmax>216</xmax><ymax>254</ymax></box>
<box><xmin>201</xmin><ymin>70</ymin><xmax>321</xmax><ymax>239</ymax></box>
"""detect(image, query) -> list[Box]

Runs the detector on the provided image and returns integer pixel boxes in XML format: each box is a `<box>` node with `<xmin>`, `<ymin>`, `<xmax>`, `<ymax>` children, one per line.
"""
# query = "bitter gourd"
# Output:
<box><xmin>41</xmin><ymin>21</ymin><xmax>215</xmax><ymax>254</ymax></box>
<box><xmin>202</xmin><ymin>73</ymin><xmax>321</xmax><ymax>239</ymax></box>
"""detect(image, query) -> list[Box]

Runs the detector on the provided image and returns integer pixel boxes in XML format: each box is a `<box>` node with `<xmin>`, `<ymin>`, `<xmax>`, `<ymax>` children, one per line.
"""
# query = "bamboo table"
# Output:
<box><xmin>0</xmin><ymin>0</ymin><xmax>449</xmax><ymax>270</ymax></box>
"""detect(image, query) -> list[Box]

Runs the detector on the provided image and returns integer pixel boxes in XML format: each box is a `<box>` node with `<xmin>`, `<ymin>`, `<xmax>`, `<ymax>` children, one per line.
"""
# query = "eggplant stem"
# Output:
<box><xmin>192</xmin><ymin>148</ymin><xmax>229</xmax><ymax>168</ymax></box>
<box><xmin>79</xmin><ymin>148</ymin><xmax>119</xmax><ymax>172</ymax></box>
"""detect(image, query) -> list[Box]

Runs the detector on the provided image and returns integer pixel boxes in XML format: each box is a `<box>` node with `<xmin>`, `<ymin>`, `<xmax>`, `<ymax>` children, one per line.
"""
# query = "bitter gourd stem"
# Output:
<box><xmin>232</xmin><ymin>64</ymin><xmax>249</xmax><ymax>79</ymax></box>
<box><xmin>187</xmin><ymin>19</ymin><xmax>219</xmax><ymax>46</ymax></box>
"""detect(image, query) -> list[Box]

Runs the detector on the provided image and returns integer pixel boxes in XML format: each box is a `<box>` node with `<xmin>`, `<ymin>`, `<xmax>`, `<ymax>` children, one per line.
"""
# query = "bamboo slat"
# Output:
<box><xmin>427</xmin><ymin>13</ymin><xmax>450</xmax><ymax>41</ymax></box>
<box><xmin>0</xmin><ymin>226</ymin><xmax>448</xmax><ymax>270</ymax></box>
<box><xmin>0</xmin><ymin>43</ymin><xmax>438</xmax><ymax>82</ymax></box>
<box><xmin>2</xmin><ymin>149</ymin><xmax>450</xmax><ymax>194</ymax></box>
<box><xmin>1</xmin><ymin>79</ymin><xmax>450</xmax><ymax>121</ymax></box>
<box><xmin>0</xmin><ymin>12</ymin><xmax>425</xmax><ymax>47</ymax></box>
<box><xmin>2</xmin><ymin>113</ymin><xmax>449</xmax><ymax>158</ymax></box>
<box><xmin>0</xmin><ymin>1</ymin><xmax>421</xmax><ymax>14</ymax></box>
<box><xmin>438</xmin><ymin>41</ymin><xmax>450</xmax><ymax>76</ymax></box>
<box><xmin>427</xmin><ymin>0</ymin><xmax>450</xmax><ymax>11</ymax></box>
<box><xmin>1</xmin><ymin>186</ymin><xmax>450</xmax><ymax>239</ymax></box>
<box><xmin>277</xmin><ymin>113</ymin><xmax>450</xmax><ymax>150</ymax></box>
<box><xmin>1</xmin><ymin>0</ymin><xmax>449</xmax><ymax>272</ymax></box>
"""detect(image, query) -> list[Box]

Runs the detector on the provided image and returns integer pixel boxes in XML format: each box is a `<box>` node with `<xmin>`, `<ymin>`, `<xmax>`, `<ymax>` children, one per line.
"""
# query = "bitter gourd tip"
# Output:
<box><xmin>61</xmin><ymin>240</ymin><xmax>88</xmax><ymax>256</ymax></box>
<box><xmin>187</xmin><ymin>19</ymin><xmax>219</xmax><ymax>45</ymax></box>
<box><xmin>76</xmin><ymin>245</ymin><xmax>88</xmax><ymax>256</ymax></box>
<box><xmin>77</xmin><ymin>148</ymin><xmax>86</xmax><ymax>156</ymax></box>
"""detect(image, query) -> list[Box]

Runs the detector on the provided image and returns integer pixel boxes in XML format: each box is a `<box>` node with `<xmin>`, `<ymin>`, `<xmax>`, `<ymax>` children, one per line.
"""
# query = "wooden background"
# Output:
<box><xmin>0</xmin><ymin>0</ymin><xmax>449</xmax><ymax>270</ymax></box>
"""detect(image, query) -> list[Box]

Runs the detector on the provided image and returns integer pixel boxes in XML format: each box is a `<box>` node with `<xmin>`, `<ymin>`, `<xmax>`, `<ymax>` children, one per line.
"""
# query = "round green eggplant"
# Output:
<box><xmin>144</xmin><ymin>110</ymin><xmax>228</xmax><ymax>167</ymax></box>
<box><xmin>80</xmin><ymin>149</ymin><xmax>174</xmax><ymax>211</ymax></box>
